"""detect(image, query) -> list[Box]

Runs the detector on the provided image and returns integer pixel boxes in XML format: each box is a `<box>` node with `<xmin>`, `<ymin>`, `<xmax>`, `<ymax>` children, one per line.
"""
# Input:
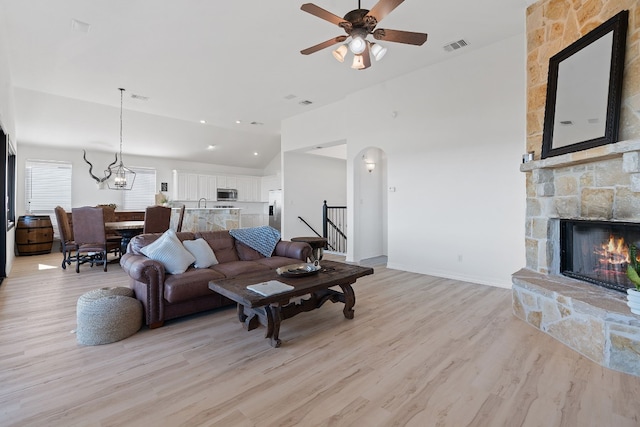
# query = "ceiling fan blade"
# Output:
<box><xmin>361</xmin><ymin>44</ymin><xmax>372</xmax><ymax>70</ymax></box>
<box><xmin>300</xmin><ymin>3</ymin><xmax>346</xmax><ymax>26</ymax></box>
<box><xmin>366</xmin><ymin>0</ymin><xmax>405</xmax><ymax>24</ymax></box>
<box><xmin>373</xmin><ymin>28</ymin><xmax>428</xmax><ymax>46</ymax></box>
<box><xmin>300</xmin><ymin>36</ymin><xmax>348</xmax><ymax>55</ymax></box>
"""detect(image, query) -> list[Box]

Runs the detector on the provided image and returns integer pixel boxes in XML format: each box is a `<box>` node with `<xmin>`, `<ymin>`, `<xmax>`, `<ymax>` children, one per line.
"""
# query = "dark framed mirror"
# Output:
<box><xmin>541</xmin><ymin>10</ymin><xmax>628</xmax><ymax>159</ymax></box>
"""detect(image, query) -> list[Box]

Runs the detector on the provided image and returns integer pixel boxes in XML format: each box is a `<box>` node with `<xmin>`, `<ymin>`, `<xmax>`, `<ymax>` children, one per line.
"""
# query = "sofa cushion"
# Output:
<box><xmin>196</xmin><ymin>231</ymin><xmax>240</xmax><ymax>263</ymax></box>
<box><xmin>211</xmin><ymin>260</ymin><xmax>271</xmax><ymax>277</ymax></box>
<box><xmin>183</xmin><ymin>238</ymin><xmax>219</xmax><ymax>268</ymax></box>
<box><xmin>235</xmin><ymin>241</ymin><xmax>264</xmax><ymax>261</ymax></box>
<box><xmin>129</xmin><ymin>231</ymin><xmax>196</xmax><ymax>255</ymax></box>
<box><xmin>140</xmin><ymin>229</ymin><xmax>195</xmax><ymax>274</ymax></box>
<box><xmin>164</xmin><ymin>268</ymin><xmax>226</xmax><ymax>303</ymax></box>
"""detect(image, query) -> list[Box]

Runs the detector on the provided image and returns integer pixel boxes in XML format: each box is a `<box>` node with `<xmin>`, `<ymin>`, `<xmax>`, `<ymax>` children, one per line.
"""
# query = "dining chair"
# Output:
<box><xmin>176</xmin><ymin>204</ymin><xmax>186</xmax><ymax>232</ymax></box>
<box><xmin>97</xmin><ymin>204</ymin><xmax>123</xmax><ymax>246</ymax></box>
<box><xmin>54</xmin><ymin>206</ymin><xmax>78</xmax><ymax>269</ymax></box>
<box><xmin>71</xmin><ymin>206</ymin><xmax>120</xmax><ymax>273</ymax></box>
<box><xmin>143</xmin><ymin>205</ymin><xmax>172</xmax><ymax>234</ymax></box>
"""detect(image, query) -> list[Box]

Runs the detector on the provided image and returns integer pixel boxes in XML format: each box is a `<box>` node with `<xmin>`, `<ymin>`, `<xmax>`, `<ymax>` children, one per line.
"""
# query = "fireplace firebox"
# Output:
<box><xmin>560</xmin><ymin>219</ymin><xmax>640</xmax><ymax>292</ymax></box>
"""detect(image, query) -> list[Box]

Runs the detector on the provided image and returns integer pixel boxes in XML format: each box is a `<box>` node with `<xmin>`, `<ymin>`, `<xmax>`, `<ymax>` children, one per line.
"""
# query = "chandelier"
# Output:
<box><xmin>107</xmin><ymin>88</ymin><xmax>136</xmax><ymax>190</ymax></box>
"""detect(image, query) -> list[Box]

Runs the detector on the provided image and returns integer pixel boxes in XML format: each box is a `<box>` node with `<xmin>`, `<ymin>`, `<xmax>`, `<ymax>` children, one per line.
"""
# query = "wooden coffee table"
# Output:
<box><xmin>208</xmin><ymin>260</ymin><xmax>374</xmax><ymax>347</ymax></box>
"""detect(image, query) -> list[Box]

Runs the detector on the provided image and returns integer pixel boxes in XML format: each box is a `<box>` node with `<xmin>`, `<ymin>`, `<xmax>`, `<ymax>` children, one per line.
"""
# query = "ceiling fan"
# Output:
<box><xmin>300</xmin><ymin>0</ymin><xmax>428</xmax><ymax>70</ymax></box>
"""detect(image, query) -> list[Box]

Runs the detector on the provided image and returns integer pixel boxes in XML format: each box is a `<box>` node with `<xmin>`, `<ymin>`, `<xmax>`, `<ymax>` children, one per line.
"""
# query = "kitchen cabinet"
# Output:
<box><xmin>236</xmin><ymin>176</ymin><xmax>261</xmax><ymax>202</ymax></box>
<box><xmin>174</xmin><ymin>171</ymin><xmax>262</xmax><ymax>202</ymax></box>
<box><xmin>173</xmin><ymin>172</ymin><xmax>198</xmax><ymax>201</ymax></box>
<box><xmin>173</xmin><ymin>171</ymin><xmax>216</xmax><ymax>201</ymax></box>
<box><xmin>198</xmin><ymin>175</ymin><xmax>218</xmax><ymax>201</ymax></box>
<box><xmin>217</xmin><ymin>175</ymin><xmax>237</xmax><ymax>190</ymax></box>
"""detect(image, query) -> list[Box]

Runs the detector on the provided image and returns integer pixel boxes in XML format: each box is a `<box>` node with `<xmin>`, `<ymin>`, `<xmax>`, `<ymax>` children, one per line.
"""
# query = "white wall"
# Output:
<box><xmin>283</xmin><ymin>33</ymin><xmax>526</xmax><ymax>288</ymax></box>
<box><xmin>281</xmin><ymin>151</ymin><xmax>346</xmax><ymax>240</ymax></box>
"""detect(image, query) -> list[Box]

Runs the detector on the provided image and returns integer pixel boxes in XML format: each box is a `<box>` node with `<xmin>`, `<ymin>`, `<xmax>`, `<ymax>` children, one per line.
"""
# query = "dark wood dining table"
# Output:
<box><xmin>105</xmin><ymin>220</ymin><xmax>145</xmax><ymax>255</ymax></box>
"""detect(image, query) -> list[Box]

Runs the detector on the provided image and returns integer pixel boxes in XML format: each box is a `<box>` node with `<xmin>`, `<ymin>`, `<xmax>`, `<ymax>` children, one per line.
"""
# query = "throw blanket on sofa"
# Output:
<box><xmin>229</xmin><ymin>226</ymin><xmax>281</xmax><ymax>258</ymax></box>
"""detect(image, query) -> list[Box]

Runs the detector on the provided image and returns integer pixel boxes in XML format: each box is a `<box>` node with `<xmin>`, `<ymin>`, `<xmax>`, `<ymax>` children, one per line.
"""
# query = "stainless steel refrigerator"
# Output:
<box><xmin>268</xmin><ymin>190</ymin><xmax>282</xmax><ymax>232</ymax></box>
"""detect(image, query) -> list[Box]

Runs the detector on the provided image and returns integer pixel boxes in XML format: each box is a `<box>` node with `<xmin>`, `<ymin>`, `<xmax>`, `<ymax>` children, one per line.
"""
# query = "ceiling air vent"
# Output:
<box><xmin>443</xmin><ymin>39</ymin><xmax>468</xmax><ymax>52</ymax></box>
<box><xmin>131</xmin><ymin>94</ymin><xmax>149</xmax><ymax>101</ymax></box>
<box><xmin>299</xmin><ymin>100</ymin><xmax>313</xmax><ymax>106</ymax></box>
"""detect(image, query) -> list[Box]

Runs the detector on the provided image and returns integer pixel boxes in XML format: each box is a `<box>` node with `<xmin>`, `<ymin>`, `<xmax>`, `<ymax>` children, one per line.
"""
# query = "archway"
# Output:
<box><xmin>350</xmin><ymin>146</ymin><xmax>387</xmax><ymax>263</ymax></box>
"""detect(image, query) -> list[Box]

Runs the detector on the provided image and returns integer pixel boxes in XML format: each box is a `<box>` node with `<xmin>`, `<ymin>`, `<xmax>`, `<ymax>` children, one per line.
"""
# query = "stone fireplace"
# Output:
<box><xmin>513</xmin><ymin>139</ymin><xmax>640</xmax><ymax>377</ymax></box>
<box><xmin>513</xmin><ymin>0</ymin><xmax>640</xmax><ymax>377</ymax></box>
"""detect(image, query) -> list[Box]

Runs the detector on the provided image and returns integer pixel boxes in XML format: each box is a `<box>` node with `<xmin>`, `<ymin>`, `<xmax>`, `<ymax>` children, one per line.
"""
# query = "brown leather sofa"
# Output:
<box><xmin>120</xmin><ymin>230</ymin><xmax>312</xmax><ymax>328</ymax></box>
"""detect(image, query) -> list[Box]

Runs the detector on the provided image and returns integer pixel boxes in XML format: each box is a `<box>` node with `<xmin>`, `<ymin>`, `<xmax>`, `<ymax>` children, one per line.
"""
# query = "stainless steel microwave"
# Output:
<box><xmin>217</xmin><ymin>188</ymin><xmax>237</xmax><ymax>201</ymax></box>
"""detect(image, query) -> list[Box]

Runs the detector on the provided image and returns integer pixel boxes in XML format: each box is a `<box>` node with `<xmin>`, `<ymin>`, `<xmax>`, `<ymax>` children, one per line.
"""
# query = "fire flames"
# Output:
<box><xmin>594</xmin><ymin>235</ymin><xmax>629</xmax><ymax>266</ymax></box>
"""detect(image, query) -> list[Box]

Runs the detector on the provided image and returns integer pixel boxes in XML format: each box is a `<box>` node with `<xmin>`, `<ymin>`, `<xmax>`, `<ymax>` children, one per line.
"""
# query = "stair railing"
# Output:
<box><xmin>323</xmin><ymin>200</ymin><xmax>347</xmax><ymax>254</ymax></box>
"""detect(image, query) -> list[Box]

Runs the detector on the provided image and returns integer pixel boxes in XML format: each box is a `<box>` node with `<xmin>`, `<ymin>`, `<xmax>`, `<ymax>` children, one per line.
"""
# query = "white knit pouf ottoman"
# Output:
<box><xmin>76</xmin><ymin>287</ymin><xmax>142</xmax><ymax>345</ymax></box>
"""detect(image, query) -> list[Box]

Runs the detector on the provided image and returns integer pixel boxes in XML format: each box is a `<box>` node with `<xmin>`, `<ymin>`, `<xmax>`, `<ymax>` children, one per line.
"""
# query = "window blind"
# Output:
<box><xmin>122</xmin><ymin>167</ymin><xmax>156</xmax><ymax>210</ymax></box>
<box><xmin>25</xmin><ymin>160</ymin><xmax>72</xmax><ymax>213</ymax></box>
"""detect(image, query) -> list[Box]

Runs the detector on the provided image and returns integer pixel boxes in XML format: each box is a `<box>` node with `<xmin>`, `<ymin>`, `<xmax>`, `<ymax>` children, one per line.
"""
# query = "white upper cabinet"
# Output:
<box><xmin>173</xmin><ymin>171</ymin><xmax>198</xmax><ymax>201</ymax></box>
<box><xmin>174</xmin><ymin>171</ymin><xmax>262</xmax><ymax>202</ymax></box>
<box><xmin>236</xmin><ymin>176</ymin><xmax>261</xmax><ymax>202</ymax></box>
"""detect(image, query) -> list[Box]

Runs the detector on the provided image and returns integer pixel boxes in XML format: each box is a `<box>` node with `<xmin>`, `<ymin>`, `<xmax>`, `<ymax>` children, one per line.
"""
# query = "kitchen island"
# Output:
<box><xmin>170</xmin><ymin>207</ymin><xmax>241</xmax><ymax>232</ymax></box>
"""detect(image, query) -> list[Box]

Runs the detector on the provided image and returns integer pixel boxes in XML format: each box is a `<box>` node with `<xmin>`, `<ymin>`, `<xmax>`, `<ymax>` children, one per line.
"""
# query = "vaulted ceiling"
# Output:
<box><xmin>1</xmin><ymin>0</ymin><xmax>535</xmax><ymax>168</ymax></box>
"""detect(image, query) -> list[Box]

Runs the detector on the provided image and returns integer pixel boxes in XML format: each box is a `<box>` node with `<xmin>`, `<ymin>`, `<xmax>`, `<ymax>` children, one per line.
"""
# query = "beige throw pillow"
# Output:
<box><xmin>140</xmin><ymin>229</ymin><xmax>195</xmax><ymax>274</ymax></box>
<box><xmin>183</xmin><ymin>238</ymin><xmax>218</xmax><ymax>268</ymax></box>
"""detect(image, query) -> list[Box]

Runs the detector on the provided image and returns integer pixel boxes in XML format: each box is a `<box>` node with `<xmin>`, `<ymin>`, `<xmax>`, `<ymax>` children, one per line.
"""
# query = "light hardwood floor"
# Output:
<box><xmin>1</xmin><ymin>252</ymin><xmax>639</xmax><ymax>426</ymax></box>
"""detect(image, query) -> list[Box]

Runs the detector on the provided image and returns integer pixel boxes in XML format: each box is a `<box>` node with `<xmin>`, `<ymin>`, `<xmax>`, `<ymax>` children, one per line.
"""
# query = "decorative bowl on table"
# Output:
<box><xmin>276</xmin><ymin>262</ymin><xmax>320</xmax><ymax>278</ymax></box>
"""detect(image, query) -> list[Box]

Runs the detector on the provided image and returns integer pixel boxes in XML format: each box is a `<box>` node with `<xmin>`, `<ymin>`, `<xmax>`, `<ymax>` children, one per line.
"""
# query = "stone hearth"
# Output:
<box><xmin>513</xmin><ymin>269</ymin><xmax>640</xmax><ymax>376</ymax></box>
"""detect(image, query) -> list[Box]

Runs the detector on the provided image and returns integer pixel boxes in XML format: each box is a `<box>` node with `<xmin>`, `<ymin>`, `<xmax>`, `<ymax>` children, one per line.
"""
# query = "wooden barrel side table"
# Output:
<box><xmin>16</xmin><ymin>215</ymin><xmax>54</xmax><ymax>255</ymax></box>
<box><xmin>291</xmin><ymin>236</ymin><xmax>328</xmax><ymax>262</ymax></box>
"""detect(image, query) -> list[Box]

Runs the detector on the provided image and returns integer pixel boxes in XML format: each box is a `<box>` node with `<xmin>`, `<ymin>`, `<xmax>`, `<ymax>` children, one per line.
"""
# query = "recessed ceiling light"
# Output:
<box><xmin>200</xmin><ymin>120</ymin><xmax>206</xmax><ymax>124</ymax></box>
<box><xmin>235</xmin><ymin>120</ymin><xmax>242</xmax><ymax>124</ymax></box>
<box><xmin>253</xmin><ymin>152</ymin><xmax>259</xmax><ymax>156</ymax></box>
<box><xmin>207</xmin><ymin>145</ymin><xmax>216</xmax><ymax>150</ymax></box>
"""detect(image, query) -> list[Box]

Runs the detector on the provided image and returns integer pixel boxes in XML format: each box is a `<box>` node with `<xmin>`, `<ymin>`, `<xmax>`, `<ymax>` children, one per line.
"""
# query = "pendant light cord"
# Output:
<box><xmin>119</xmin><ymin>87</ymin><xmax>124</xmax><ymax>164</ymax></box>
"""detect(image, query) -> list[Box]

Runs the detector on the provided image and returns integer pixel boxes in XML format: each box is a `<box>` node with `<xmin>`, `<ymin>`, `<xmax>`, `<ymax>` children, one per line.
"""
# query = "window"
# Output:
<box><xmin>7</xmin><ymin>141</ymin><xmax>16</xmax><ymax>229</ymax></box>
<box><xmin>25</xmin><ymin>160</ymin><xmax>72</xmax><ymax>213</ymax></box>
<box><xmin>121</xmin><ymin>167</ymin><xmax>156</xmax><ymax>210</ymax></box>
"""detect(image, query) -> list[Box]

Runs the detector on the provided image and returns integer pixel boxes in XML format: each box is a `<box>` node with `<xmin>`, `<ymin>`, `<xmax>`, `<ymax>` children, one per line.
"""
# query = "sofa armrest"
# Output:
<box><xmin>120</xmin><ymin>253</ymin><xmax>166</xmax><ymax>283</ymax></box>
<box><xmin>274</xmin><ymin>241</ymin><xmax>312</xmax><ymax>262</ymax></box>
<box><xmin>120</xmin><ymin>253</ymin><xmax>167</xmax><ymax>326</ymax></box>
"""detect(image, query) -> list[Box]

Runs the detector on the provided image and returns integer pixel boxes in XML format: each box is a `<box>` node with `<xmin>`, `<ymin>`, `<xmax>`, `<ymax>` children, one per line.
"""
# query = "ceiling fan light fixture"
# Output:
<box><xmin>349</xmin><ymin>36</ymin><xmax>366</xmax><ymax>54</ymax></box>
<box><xmin>370</xmin><ymin>43</ymin><xmax>387</xmax><ymax>61</ymax></box>
<box><xmin>351</xmin><ymin>54</ymin><xmax>365</xmax><ymax>70</ymax></box>
<box><xmin>332</xmin><ymin>44</ymin><xmax>348</xmax><ymax>62</ymax></box>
